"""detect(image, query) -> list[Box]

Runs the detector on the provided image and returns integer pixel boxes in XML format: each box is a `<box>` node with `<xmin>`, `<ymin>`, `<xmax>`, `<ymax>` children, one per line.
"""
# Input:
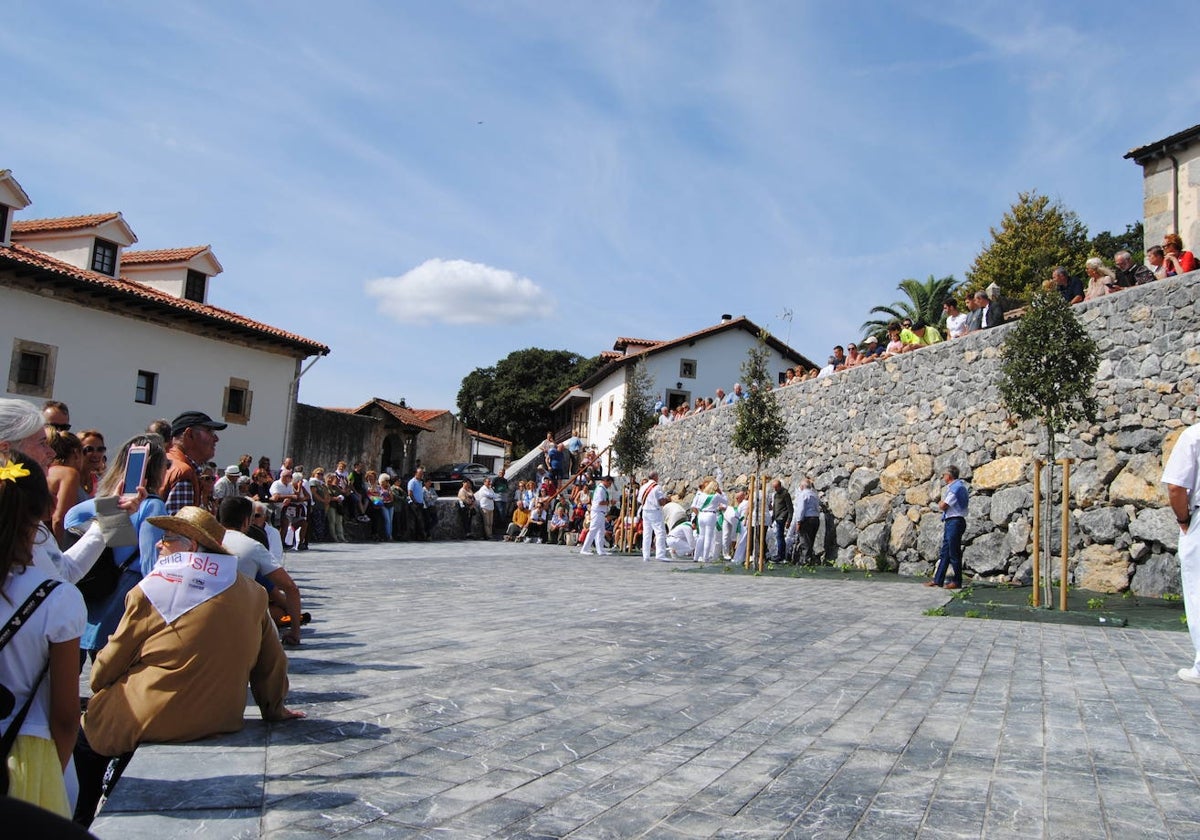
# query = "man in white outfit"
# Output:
<box><xmin>1163</xmin><ymin>419</ymin><xmax>1200</xmax><ymax>684</ymax></box>
<box><xmin>580</xmin><ymin>475</ymin><xmax>614</xmax><ymax>555</ymax></box>
<box><xmin>637</xmin><ymin>472</ymin><xmax>668</xmax><ymax>561</ymax></box>
<box><xmin>726</xmin><ymin>490</ymin><xmax>749</xmax><ymax>563</ymax></box>
<box><xmin>666</xmin><ymin>519</ymin><xmax>696</xmax><ymax>558</ymax></box>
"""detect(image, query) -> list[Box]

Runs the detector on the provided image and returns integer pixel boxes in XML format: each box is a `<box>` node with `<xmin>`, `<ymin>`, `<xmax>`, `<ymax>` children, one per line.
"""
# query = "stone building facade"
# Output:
<box><xmin>1126</xmin><ymin>123</ymin><xmax>1200</xmax><ymax>255</ymax></box>
<box><xmin>648</xmin><ymin>271</ymin><xmax>1200</xmax><ymax>596</ymax></box>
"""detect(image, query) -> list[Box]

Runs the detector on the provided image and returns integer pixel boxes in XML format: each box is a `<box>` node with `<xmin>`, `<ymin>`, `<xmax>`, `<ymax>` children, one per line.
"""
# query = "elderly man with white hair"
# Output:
<box><xmin>1113</xmin><ymin>250</ymin><xmax>1155</xmax><ymax>288</ymax></box>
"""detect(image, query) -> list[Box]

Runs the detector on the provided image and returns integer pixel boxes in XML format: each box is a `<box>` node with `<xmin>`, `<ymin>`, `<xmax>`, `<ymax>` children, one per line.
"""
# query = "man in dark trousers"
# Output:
<box><xmin>771</xmin><ymin>479</ymin><xmax>793</xmax><ymax>564</ymax></box>
<box><xmin>927</xmin><ymin>466</ymin><xmax>969</xmax><ymax>590</ymax></box>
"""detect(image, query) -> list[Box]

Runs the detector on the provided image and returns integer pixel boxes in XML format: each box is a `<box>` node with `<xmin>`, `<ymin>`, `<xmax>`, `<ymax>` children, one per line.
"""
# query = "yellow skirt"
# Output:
<box><xmin>6</xmin><ymin>733</ymin><xmax>70</xmax><ymax>818</ymax></box>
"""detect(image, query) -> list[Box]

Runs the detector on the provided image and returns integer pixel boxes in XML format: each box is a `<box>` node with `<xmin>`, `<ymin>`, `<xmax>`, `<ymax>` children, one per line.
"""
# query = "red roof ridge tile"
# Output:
<box><xmin>349</xmin><ymin>398</ymin><xmax>435</xmax><ymax>432</ymax></box>
<box><xmin>12</xmin><ymin>212</ymin><xmax>122</xmax><ymax>233</ymax></box>
<box><xmin>121</xmin><ymin>245</ymin><xmax>211</xmax><ymax>264</ymax></box>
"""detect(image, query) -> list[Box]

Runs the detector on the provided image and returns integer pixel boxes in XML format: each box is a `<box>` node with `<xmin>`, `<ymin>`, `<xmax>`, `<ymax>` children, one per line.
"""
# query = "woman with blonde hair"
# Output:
<box><xmin>690</xmin><ymin>479</ymin><xmax>728</xmax><ymax>563</ymax></box>
<box><xmin>1083</xmin><ymin>256</ymin><xmax>1116</xmax><ymax>300</ymax></box>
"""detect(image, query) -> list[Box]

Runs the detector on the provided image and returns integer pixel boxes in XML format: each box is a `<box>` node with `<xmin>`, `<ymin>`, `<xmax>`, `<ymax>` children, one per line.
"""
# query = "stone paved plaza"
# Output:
<box><xmin>89</xmin><ymin>539</ymin><xmax>1200</xmax><ymax>839</ymax></box>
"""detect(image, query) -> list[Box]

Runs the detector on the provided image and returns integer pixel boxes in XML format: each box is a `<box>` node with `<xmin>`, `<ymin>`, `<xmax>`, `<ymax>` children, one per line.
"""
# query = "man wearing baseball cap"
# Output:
<box><xmin>160</xmin><ymin>411</ymin><xmax>227</xmax><ymax>514</ymax></box>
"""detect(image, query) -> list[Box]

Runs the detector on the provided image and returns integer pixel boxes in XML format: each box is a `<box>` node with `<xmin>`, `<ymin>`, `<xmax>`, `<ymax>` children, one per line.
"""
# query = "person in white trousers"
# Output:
<box><xmin>580</xmin><ymin>476</ymin><xmax>614</xmax><ymax>555</ymax></box>
<box><xmin>690</xmin><ymin>479</ymin><xmax>727</xmax><ymax>563</ymax></box>
<box><xmin>637</xmin><ymin>472</ymin><xmax>667</xmax><ymax>561</ymax></box>
<box><xmin>1163</xmin><ymin>420</ymin><xmax>1200</xmax><ymax>684</ymax></box>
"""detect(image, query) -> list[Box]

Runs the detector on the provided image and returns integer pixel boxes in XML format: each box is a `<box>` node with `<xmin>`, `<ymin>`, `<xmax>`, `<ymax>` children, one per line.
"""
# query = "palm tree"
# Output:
<box><xmin>860</xmin><ymin>275</ymin><xmax>959</xmax><ymax>339</ymax></box>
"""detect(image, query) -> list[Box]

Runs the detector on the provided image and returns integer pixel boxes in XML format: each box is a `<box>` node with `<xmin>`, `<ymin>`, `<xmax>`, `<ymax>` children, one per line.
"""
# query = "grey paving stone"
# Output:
<box><xmin>87</xmin><ymin>541</ymin><xmax>1200</xmax><ymax>839</ymax></box>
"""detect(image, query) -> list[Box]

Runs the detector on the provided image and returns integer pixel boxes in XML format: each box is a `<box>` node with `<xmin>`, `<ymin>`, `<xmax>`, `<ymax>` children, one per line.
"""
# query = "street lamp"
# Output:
<box><xmin>474</xmin><ymin>398</ymin><xmax>484</xmax><ymax>462</ymax></box>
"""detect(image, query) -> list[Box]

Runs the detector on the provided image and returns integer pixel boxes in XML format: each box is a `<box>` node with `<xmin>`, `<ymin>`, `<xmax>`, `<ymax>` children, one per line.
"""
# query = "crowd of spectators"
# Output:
<box><xmin>0</xmin><ymin>397</ymin><xmax>308</xmax><ymax>827</ymax></box>
<box><xmin>815</xmin><ymin>236</ymin><xmax>1197</xmax><ymax>380</ymax></box>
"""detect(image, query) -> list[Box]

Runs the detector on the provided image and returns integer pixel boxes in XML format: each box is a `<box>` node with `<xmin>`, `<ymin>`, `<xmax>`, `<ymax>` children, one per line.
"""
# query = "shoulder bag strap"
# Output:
<box><xmin>0</xmin><ymin>579</ymin><xmax>60</xmax><ymax>789</ymax></box>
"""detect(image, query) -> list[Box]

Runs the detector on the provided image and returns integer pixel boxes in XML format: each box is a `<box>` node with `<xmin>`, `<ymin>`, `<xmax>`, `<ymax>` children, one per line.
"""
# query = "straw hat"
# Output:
<box><xmin>147</xmin><ymin>506</ymin><xmax>229</xmax><ymax>553</ymax></box>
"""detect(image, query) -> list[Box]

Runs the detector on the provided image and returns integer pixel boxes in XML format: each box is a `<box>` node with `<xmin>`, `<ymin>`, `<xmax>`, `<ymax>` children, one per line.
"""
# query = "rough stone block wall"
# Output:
<box><xmin>292</xmin><ymin>404</ymin><xmax>381</xmax><ymax>473</ymax></box>
<box><xmin>648</xmin><ymin>271</ymin><xmax>1200</xmax><ymax>595</ymax></box>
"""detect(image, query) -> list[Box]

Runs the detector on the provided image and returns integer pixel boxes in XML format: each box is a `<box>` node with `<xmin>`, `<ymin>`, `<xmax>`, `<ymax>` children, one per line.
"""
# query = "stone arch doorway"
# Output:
<box><xmin>381</xmin><ymin>434</ymin><xmax>402</xmax><ymax>475</ymax></box>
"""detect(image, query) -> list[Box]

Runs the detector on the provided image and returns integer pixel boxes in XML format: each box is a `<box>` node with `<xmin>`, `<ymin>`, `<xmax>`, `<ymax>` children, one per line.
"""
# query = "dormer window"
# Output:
<box><xmin>91</xmin><ymin>238</ymin><xmax>118</xmax><ymax>276</ymax></box>
<box><xmin>184</xmin><ymin>270</ymin><xmax>207</xmax><ymax>302</ymax></box>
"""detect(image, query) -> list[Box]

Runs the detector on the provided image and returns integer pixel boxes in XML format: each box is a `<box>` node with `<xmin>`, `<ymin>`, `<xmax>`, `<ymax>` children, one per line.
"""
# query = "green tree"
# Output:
<box><xmin>860</xmin><ymin>275</ymin><xmax>958</xmax><ymax>338</ymax></box>
<box><xmin>967</xmin><ymin>190</ymin><xmax>1089</xmax><ymax>303</ymax></box>
<box><xmin>732</xmin><ymin>333</ymin><xmax>789</xmax><ymax>478</ymax></box>
<box><xmin>1089</xmin><ymin>221</ymin><xmax>1144</xmax><ymax>265</ymax></box>
<box><xmin>998</xmin><ymin>290</ymin><xmax>1099</xmax><ymax>608</ymax></box>
<box><xmin>611</xmin><ymin>360</ymin><xmax>655</xmax><ymax>476</ymax></box>
<box><xmin>456</xmin><ymin>349</ymin><xmax>604</xmax><ymax>453</ymax></box>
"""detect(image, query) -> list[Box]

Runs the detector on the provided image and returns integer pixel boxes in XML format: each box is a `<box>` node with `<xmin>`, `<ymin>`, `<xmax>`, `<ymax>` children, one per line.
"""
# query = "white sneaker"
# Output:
<box><xmin>1178</xmin><ymin>667</ymin><xmax>1200</xmax><ymax>685</ymax></box>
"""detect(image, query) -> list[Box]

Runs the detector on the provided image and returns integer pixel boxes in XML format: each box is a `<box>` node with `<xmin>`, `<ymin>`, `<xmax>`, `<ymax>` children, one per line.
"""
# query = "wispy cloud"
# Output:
<box><xmin>365</xmin><ymin>259</ymin><xmax>556</xmax><ymax>325</ymax></box>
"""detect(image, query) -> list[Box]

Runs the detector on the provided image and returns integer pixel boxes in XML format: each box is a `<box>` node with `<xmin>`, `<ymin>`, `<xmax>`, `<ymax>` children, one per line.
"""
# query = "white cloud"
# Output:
<box><xmin>365</xmin><ymin>259</ymin><xmax>556</xmax><ymax>325</ymax></box>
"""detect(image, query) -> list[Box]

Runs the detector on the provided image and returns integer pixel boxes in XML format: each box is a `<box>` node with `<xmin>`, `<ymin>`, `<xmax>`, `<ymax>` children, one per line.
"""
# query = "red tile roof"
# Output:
<box><xmin>411</xmin><ymin>408</ymin><xmax>450</xmax><ymax>422</ymax></box>
<box><xmin>468</xmin><ymin>428</ymin><xmax>511</xmax><ymax>446</ymax></box>
<box><xmin>0</xmin><ymin>243</ymin><xmax>328</xmax><ymax>356</ymax></box>
<box><xmin>350</xmin><ymin>398</ymin><xmax>435</xmax><ymax>432</ymax></box>
<box><xmin>121</xmin><ymin>246</ymin><xmax>211</xmax><ymax>264</ymax></box>
<box><xmin>12</xmin><ymin>213</ymin><xmax>122</xmax><ymax>233</ymax></box>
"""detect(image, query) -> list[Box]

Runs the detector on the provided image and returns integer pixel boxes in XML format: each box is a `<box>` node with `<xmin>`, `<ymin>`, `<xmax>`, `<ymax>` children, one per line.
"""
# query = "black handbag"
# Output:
<box><xmin>75</xmin><ymin>547</ymin><xmax>137</xmax><ymax>603</ymax></box>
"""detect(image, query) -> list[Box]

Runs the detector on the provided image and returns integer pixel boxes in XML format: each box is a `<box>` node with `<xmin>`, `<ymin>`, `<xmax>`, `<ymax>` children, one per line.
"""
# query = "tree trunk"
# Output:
<box><xmin>1042</xmin><ymin>427</ymin><xmax>1056</xmax><ymax>609</ymax></box>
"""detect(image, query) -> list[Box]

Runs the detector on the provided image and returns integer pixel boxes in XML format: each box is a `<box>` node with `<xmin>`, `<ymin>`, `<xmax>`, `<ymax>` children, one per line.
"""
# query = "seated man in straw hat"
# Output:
<box><xmin>74</xmin><ymin>506</ymin><xmax>303</xmax><ymax>826</ymax></box>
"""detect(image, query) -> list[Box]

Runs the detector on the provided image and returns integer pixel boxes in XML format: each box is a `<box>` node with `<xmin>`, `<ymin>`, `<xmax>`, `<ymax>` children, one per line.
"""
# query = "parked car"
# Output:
<box><xmin>427</xmin><ymin>463</ymin><xmax>496</xmax><ymax>494</ymax></box>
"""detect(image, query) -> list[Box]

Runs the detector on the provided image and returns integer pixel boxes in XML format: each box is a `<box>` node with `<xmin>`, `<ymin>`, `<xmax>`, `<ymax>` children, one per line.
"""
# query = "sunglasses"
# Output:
<box><xmin>159</xmin><ymin>533</ymin><xmax>190</xmax><ymax>545</ymax></box>
<box><xmin>83</xmin><ymin>445</ymin><xmax>107</xmax><ymax>454</ymax></box>
<box><xmin>46</xmin><ymin>422</ymin><xmax>71</xmax><ymax>431</ymax></box>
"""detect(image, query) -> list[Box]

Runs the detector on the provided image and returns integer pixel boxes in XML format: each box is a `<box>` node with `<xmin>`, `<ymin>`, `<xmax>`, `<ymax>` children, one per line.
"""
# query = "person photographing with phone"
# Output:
<box><xmin>64</xmin><ymin>436</ymin><xmax>169</xmax><ymax>663</ymax></box>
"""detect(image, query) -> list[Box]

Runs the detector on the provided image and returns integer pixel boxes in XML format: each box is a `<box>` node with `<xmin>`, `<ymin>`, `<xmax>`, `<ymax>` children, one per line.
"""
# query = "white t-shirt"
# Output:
<box><xmin>222</xmin><ymin>529</ymin><xmax>283</xmax><ymax>579</ymax></box>
<box><xmin>0</xmin><ymin>566</ymin><xmax>86</xmax><ymax>741</ymax></box>
<box><xmin>946</xmin><ymin>312</ymin><xmax>969</xmax><ymax>339</ymax></box>
<box><xmin>666</xmin><ymin>523</ymin><xmax>696</xmax><ymax>555</ymax></box>
<box><xmin>638</xmin><ymin>481</ymin><xmax>664</xmax><ymax>514</ymax></box>
<box><xmin>1163</xmin><ymin>424</ymin><xmax>1200</xmax><ymax>495</ymax></box>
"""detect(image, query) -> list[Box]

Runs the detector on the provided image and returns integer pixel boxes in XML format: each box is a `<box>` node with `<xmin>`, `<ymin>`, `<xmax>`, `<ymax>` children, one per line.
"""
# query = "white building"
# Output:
<box><xmin>0</xmin><ymin>169</ymin><xmax>328</xmax><ymax>464</ymax></box>
<box><xmin>551</xmin><ymin>316</ymin><xmax>814</xmax><ymax>469</ymax></box>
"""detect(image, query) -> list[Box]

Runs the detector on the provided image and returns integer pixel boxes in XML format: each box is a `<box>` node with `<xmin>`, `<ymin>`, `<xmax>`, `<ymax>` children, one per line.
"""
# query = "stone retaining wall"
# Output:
<box><xmin>648</xmin><ymin>271</ymin><xmax>1200</xmax><ymax>595</ymax></box>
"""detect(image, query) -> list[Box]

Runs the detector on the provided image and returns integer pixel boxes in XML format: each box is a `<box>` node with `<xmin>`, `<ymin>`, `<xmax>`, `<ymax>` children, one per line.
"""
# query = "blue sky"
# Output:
<box><xmin>4</xmin><ymin>1</ymin><xmax>1198</xmax><ymax>414</ymax></box>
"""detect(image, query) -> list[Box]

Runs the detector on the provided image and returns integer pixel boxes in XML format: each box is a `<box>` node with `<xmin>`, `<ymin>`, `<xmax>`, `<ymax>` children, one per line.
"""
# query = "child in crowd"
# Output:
<box><xmin>0</xmin><ymin>453</ymin><xmax>86</xmax><ymax>818</ymax></box>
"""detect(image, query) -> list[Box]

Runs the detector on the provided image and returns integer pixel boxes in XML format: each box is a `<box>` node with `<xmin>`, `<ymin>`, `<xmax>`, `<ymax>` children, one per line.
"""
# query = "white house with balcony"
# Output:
<box><xmin>0</xmin><ymin>169</ymin><xmax>329</xmax><ymax>464</ymax></box>
<box><xmin>551</xmin><ymin>316</ymin><xmax>814</xmax><ymax>471</ymax></box>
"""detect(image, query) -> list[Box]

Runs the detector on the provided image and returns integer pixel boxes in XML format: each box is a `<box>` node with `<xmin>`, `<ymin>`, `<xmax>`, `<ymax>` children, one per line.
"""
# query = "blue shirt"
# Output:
<box><xmin>796</xmin><ymin>488</ymin><xmax>820</xmax><ymax>519</ymax></box>
<box><xmin>407</xmin><ymin>476</ymin><xmax>424</xmax><ymax>504</ymax></box>
<box><xmin>941</xmin><ymin>479</ymin><xmax>969</xmax><ymax>520</ymax></box>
